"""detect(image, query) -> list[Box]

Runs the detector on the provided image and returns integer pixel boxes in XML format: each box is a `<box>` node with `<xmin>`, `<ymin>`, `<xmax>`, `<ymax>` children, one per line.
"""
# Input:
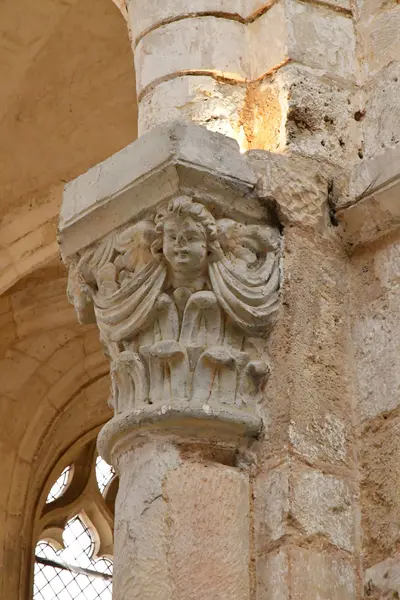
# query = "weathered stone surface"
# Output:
<box><xmin>60</xmin><ymin>121</ymin><xmax>262</xmax><ymax>258</ymax></box>
<box><xmin>257</xmin><ymin>550</ymin><xmax>289</xmax><ymax>600</ymax></box>
<box><xmin>166</xmin><ymin>461</ymin><xmax>251</xmax><ymax>600</ymax></box>
<box><xmin>256</xmin><ymin>1</ymin><xmax>356</xmax><ymax>81</ymax></box>
<box><xmin>291</xmin><ymin>466</ymin><xmax>356</xmax><ymax>552</ymax></box>
<box><xmin>257</xmin><ymin>228</ymin><xmax>354</xmax><ymax>466</ymax></box>
<box><xmin>357</xmin><ymin>5</ymin><xmax>400</xmax><ymax>79</ymax></box>
<box><xmin>114</xmin><ymin>445</ymin><xmax>250</xmax><ymax>600</ymax></box>
<box><xmin>255</xmin><ymin>461</ymin><xmax>356</xmax><ymax>553</ymax></box>
<box><xmin>127</xmin><ymin>0</ymin><xmax>270</xmax><ymax>40</ymax></box>
<box><xmin>138</xmin><ymin>75</ymin><xmax>247</xmax><ymax>139</ymax></box>
<box><xmin>135</xmin><ymin>17</ymin><xmax>247</xmax><ymax>94</ymax></box>
<box><xmin>258</xmin><ymin>547</ymin><xmax>356</xmax><ymax>599</ymax></box>
<box><xmin>338</xmin><ymin>180</ymin><xmax>400</xmax><ymax>249</ymax></box>
<box><xmin>255</xmin><ymin>463</ymin><xmax>290</xmax><ymax>549</ymax></box>
<box><xmin>248</xmin><ymin>149</ymin><xmax>332</xmax><ymax>226</ymax></box>
<box><xmin>362</xmin><ymin>63</ymin><xmax>400</xmax><ymax>160</ymax></box>
<box><xmin>350</xmin><ymin>236</ymin><xmax>400</xmax><ymax>421</ymax></box>
<box><xmin>362</xmin><ymin>415</ymin><xmax>400</xmax><ymax>566</ymax></box>
<box><xmin>365</xmin><ymin>555</ymin><xmax>400</xmax><ymax>598</ymax></box>
<box><xmin>271</xmin><ymin>64</ymin><xmax>362</xmax><ymax>166</ymax></box>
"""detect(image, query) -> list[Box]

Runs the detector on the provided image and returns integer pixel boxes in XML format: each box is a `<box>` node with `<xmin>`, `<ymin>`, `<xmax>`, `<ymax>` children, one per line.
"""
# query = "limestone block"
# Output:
<box><xmin>357</xmin><ymin>5</ymin><xmax>400</xmax><ymax>79</ymax></box>
<box><xmin>249</xmin><ymin>2</ymin><xmax>289</xmax><ymax>76</ymax></box>
<box><xmin>365</xmin><ymin>555</ymin><xmax>400</xmax><ymax>598</ymax></box>
<box><xmin>257</xmin><ymin>547</ymin><xmax>356</xmax><ymax>599</ymax></box>
<box><xmin>337</xmin><ymin>180</ymin><xmax>400</xmax><ymax>250</ymax></box>
<box><xmin>362</xmin><ymin>415</ymin><xmax>400</xmax><ymax>565</ymax></box>
<box><xmin>135</xmin><ymin>17</ymin><xmax>247</xmax><ymax>94</ymax></box>
<box><xmin>0</xmin><ymin>350</ymin><xmax>39</xmax><ymax>398</ymax></box>
<box><xmin>258</xmin><ymin>229</ymin><xmax>354</xmax><ymax>465</ymax></box>
<box><xmin>351</xmin><ymin>270</ymin><xmax>400</xmax><ymax>422</ymax></box>
<box><xmin>114</xmin><ymin>443</ymin><xmax>182</xmax><ymax>600</ymax></box>
<box><xmin>7</xmin><ymin>457</ymin><xmax>32</xmax><ymax>517</ymax></box>
<box><xmin>248</xmin><ymin>148</ymin><xmax>332</xmax><ymax>226</ymax></box>
<box><xmin>138</xmin><ymin>75</ymin><xmax>247</xmax><ymax>139</ymax></box>
<box><xmin>257</xmin><ymin>550</ymin><xmax>289</xmax><ymax>600</ymax></box>
<box><xmin>60</xmin><ymin>121</ymin><xmax>262</xmax><ymax>259</ymax></box>
<box><xmin>255</xmin><ymin>461</ymin><xmax>356</xmax><ymax>553</ymax></box>
<box><xmin>283</xmin><ymin>1</ymin><xmax>356</xmax><ymax>81</ymax></box>
<box><xmin>114</xmin><ymin>445</ymin><xmax>250</xmax><ymax>600</ymax></box>
<box><xmin>362</xmin><ymin>63</ymin><xmax>400</xmax><ymax>160</ymax></box>
<box><xmin>255</xmin><ymin>463</ymin><xmax>289</xmax><ymax>549</ymax></box>
<box><xmin>127</xmin><ymin>0</ymin><xmax>267</xmax><ymax>41</ymax></box>
<box><xmin>291</xmin><ymin>466</ymin><xmax>356</xmax><ymax>552</ymax></box>
<box><xmin>276</xmin><ymin>64</ymin><xmax>362</xmax><ymax>165</ymax></box>
<box><xmin>0</xmin><ymin>444</ymin><xmax>16</xmax><ymax>510</ymax></box>
<box><xmin>10</xmin><ymin>274</ymin><xmax>76</xmax><ymax>338</ymax></box>
<box><xmin>166</xmin><ymin>462</ymin><xmax>251</xmax><ymax>600</ymax></box>
<box><xmin>18</xmin><ymin>401</ymin><xmax>58</xmax><ymax>463</ymax></box>
<box><xmin>251</xmin><ymin>0</ymin><xmax>356</xmax><ymax>81</ymax></box>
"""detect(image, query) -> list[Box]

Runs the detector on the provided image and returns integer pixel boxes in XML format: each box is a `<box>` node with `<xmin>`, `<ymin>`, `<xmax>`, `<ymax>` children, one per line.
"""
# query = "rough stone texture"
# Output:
<box><xmin>255</xmin><ymin>460</ymin><xmax>356</xmax><ymax>553</ymax></box>
<box><xmin>258</xmin><ymin>547</ymin><xmax>357</xmax><ymax>599</ymax></box>
<box><xmin>256</xmin><ymin>1</ymin><xmax>356</xmax><ymax>81</ymax></box>
<box><xmin>350</xmin><ymin>235</ymin><xmax>400</xmax><ymax>421</ymax></box>
<box><xmin>357</xmin><ymin>4</ymin><xmax>400</xmax><ymax>80</ymax></box>
<box><xmin>257</xmin><ymin>227</ymin><xmax>355</xmax><ymax>467</ymax></box>
<box><xmin>362</xmin><ymin>63</ymin><xmax>400</xmax><ymax>160</ymax></box>
<box><xmin>114</xmin><ymin>444</ymin><xmax>251</xmax><ymax>600</ymax></box>
<box><xmin>361</xmin><ymin>415</ymin><xmax>400</xmax><ymax>567</ymax></box>
<box><xmin>167</xmin><ymin>461</ymin><xmax>251</xmax><ymax>600</ymax></box>
<box><xmin>337</xmin><ymin>181</ymin><xmax>400</xmax><ymax>250</ymax></box>
<box><xmin>365</xmin><ymin>555</ymin><xmax>400</xmax><ymax>598</ymax></box>
<box><xmin>127</xmin><ymin>0</ymin><xmax>272</xmax><ymax>40</ymax></box>
<box><xmin>135</xmin><ymin>17</ymin><xmax>247</xmax><ymax>94</ymax></box>
<box><xmin>3</xmin><ymin>0</ymin><xmax>400</xmax><ymax>597</ymax></box>
<box><xmin>249</xmin><ymin>149</ymin><xmax>332</xmax><ymax>227</ymax></box>
<box><xmin>138</xmin><ymin>75</ymin><xmax>247</xmax><ymax>139</ymax></box>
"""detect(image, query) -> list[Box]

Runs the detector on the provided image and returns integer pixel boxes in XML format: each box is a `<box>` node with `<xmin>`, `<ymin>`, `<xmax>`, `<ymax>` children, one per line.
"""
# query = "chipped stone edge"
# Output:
<box><xmin>58</xmin><ymin>121</ymin><xmax>265</xmax><ymax>260</ymax></box>
<box><xmin>97</xmin><ymin>402</ymin><xmax>263</xmax><ymax>463</ymax></box>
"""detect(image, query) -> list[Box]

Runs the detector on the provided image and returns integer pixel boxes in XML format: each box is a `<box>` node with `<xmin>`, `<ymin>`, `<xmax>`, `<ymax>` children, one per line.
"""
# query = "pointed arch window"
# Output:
<box><xmin>33</xmin><ymin>440</ymin><xmax>117</xmax><ymax>600</ymax></box>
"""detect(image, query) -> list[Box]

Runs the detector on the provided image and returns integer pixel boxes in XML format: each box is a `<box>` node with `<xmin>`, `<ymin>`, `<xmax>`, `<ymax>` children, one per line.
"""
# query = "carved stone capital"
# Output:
<box><xmin>60</xmin><ymin>123</ymin><xmax>282</xmax><ymax>459</ymax></box>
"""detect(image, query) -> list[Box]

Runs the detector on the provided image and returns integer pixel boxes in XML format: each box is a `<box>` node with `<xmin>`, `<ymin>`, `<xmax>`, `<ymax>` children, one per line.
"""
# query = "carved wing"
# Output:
<box><xmin>209</xmin><ymin>219</ymin><xmax>281</xmax><ymax>335</ymax></box>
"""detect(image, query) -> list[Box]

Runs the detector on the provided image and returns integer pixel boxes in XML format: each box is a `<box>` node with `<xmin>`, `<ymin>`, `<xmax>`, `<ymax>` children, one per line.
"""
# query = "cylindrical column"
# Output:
<box><xmin>99</xmin><ymin>428</ymin><xmax>254</xmax><ymax>600</ymax></box>
<box><xmin>125</xmin><ymin>0</ymin><xmax>271</xmax><ymax>142</ymax></box>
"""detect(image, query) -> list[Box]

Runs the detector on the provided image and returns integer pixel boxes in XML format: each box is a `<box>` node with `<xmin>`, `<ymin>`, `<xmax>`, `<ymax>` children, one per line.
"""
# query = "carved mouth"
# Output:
<box><xmin>175</xmin><ymin>251</ymin><xmax>189</xmax><ymax>261</ymax></box>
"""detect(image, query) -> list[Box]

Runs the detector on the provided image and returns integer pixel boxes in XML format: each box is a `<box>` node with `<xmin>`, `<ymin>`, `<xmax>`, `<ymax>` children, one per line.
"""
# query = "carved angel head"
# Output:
<box><xmin>152</xmin><ymin>196</ymin><xmax>219</xmax><ymax>289</ymax></box>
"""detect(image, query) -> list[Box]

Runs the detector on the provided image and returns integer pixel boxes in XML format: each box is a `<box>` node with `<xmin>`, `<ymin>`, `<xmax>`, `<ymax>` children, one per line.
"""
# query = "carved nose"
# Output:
<box><xmin>175</xmin><ymin>235</ymin><xmax>187</xmax><ymax>249</ymax></box>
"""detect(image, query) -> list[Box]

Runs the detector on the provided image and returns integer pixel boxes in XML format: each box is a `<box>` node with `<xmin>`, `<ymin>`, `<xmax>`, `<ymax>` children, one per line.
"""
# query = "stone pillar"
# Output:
<box><xmin>60</xmin><ymin>122</ymin><xmax>281</xmax><ymax>600</ymax></box>
<box><xmin>120</xmin><ymin>0</ymin><xmax>361</xmax><ymax>159</ymax></box>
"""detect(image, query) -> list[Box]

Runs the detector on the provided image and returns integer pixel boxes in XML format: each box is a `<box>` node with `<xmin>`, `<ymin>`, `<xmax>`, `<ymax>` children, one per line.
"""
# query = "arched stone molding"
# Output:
<box><xmin>0</xmin><ymin>263</ymin><xmax>113</xmax><ymax>600</ymax></box>
<box><xmin>0</xmin><ymin>0</ymin><xmax>138</xmax><ymax>297</ymax></box>
<box><xmin>1</xmin><ymin>374</ymin><xmax>112</xmax><ymax>600</ymax></box>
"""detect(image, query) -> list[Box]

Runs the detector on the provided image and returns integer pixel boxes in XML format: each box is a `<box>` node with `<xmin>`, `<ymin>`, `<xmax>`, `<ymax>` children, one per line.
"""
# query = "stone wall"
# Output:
<box><xmin>350</xmin><ymin>232</ymin><xmax>400</xmax><ymax>598</ymax></box>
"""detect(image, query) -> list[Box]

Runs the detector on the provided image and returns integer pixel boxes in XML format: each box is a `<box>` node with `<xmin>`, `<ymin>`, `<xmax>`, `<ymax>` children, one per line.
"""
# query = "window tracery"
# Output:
<box><xmin>33</xmin><ymin>439</ymin><xmax>117</xmax><ymax>600</ymax></box>
<box><xmin>46</xmin><ymin>467</ymin><xmax>73</xmax><ymax>504</ymax></box>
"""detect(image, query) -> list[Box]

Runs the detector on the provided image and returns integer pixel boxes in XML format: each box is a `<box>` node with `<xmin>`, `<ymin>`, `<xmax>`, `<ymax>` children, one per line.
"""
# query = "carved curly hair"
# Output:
<box><xmin>151</xmin><ymin>195</ymin><xmax>219</xmax><ymax>258</ymax></box>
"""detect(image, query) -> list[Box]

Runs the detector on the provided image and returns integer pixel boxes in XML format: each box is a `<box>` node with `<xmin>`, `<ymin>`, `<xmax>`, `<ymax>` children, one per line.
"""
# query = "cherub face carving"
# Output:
<box><xmin>153</xmin><ymin>196</ymin><xmax>218</xmax><ymax>290</ymax></box>
<box><xmin>163</xmin><ymin>216</ymin><xmax>208</xmax><ymax>274</ymax></box>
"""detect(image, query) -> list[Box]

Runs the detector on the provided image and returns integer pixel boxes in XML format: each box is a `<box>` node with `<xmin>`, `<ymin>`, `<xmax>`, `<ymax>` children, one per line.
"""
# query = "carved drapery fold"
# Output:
<box><xmin>67</xmin><ymin>195</ymin><xmax>281</xmax><ymax>429</ymax></box>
